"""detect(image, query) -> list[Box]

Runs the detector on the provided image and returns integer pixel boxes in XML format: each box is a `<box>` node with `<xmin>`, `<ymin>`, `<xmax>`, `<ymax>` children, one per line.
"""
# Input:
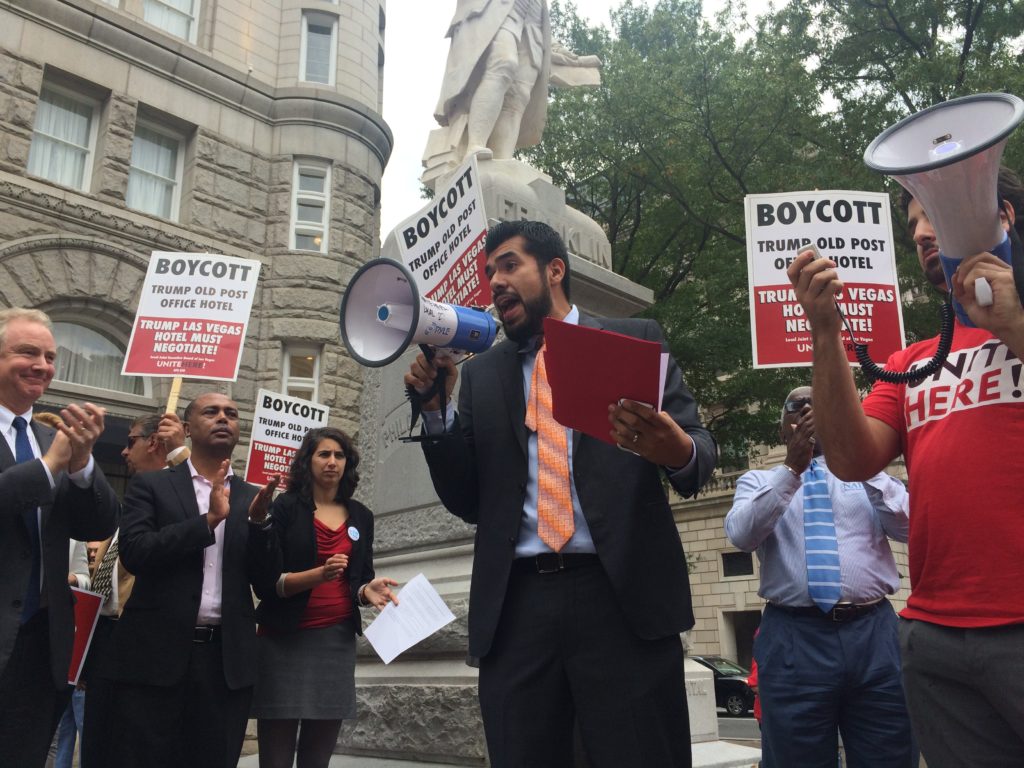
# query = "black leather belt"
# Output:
<box><xmin>193</xmin><ymin>625</ymin><xmax>221</xmax><ymax>643</ymax></box>
<box><xmin>515</xmin><ymin>553</ymin><xmax>600</xmax><ymax>574</ymax></box>
<box><xmin>770</xmin><ymin>599</ymin><xmax>885</xmax><ymax>623</ymax></box>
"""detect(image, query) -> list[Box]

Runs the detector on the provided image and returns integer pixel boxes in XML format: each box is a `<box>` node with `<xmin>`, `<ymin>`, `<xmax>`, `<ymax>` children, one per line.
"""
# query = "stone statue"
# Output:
<box><xmin>422</xmin><ymin>0</ymin><xmax>600</xmax><ymax>183</ymax></box>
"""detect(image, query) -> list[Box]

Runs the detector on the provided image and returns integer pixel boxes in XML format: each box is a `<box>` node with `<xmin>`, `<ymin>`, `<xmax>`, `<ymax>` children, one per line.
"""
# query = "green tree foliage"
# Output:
<box><xmin>527</xmin><ymin>0</ymin><xmax>1024</xmax><ymax>465</ymax></box>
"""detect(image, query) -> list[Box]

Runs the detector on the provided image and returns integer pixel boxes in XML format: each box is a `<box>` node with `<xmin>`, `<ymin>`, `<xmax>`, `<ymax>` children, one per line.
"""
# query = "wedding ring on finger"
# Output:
<box><xmin>632</xmin><ymin>431</ymin><xmax>640</xmax><ymax>444</ymax></box>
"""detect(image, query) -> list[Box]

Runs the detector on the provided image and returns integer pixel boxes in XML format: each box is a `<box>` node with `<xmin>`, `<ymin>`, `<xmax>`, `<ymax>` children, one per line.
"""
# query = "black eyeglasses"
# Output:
<box><xmin>784</xmin><ymin>397</ymin><xmax>812</xmax><ymax>413</ymax></box>
<box><xmin>126</xmin><ymin>434</ymin><xmax>144</xmax><ymax>449</ymax></box>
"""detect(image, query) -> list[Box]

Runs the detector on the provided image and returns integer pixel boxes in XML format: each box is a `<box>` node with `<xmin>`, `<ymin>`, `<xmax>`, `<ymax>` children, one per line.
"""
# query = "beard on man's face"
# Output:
<box><xmin>921</xmin><ymin>252</ymin><xmax>948</xmax><ymax>291</ymax></box>
<box><xmin>500</xmin><ymin>284</ymin><xmax>553</xmax><ymax>344</ymax></box>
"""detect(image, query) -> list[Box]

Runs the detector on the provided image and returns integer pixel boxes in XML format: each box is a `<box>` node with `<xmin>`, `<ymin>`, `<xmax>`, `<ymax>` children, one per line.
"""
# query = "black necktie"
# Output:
<box><xmin>14</xmin><ymin>416</ymin><xmax>41</xmax><ymax>622</ymax></box>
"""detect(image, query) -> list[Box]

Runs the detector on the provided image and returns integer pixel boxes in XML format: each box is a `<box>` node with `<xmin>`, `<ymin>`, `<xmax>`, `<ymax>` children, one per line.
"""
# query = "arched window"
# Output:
<box><xmin>52</xmin><ymin>322</ymin><xmax>144</xmax><ymax>395</ymax></box>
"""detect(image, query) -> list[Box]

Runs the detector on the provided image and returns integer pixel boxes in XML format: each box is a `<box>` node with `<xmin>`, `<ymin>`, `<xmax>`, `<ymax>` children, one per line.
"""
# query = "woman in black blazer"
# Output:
<box><xmin>248</xmin><ymin>427</ymin><xmax>396</xmax><ymax>768</ymax></box>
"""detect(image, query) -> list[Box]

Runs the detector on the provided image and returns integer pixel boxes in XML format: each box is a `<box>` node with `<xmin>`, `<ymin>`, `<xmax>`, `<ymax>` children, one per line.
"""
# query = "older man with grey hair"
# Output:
<box><xmin>0</xmin><ymin>306</ymin><xmax>117</xmax><ymax>766</ymax></box>
<box><xmin>726</xmin><ymin>386</ymin><xmax>914</xmax><ymax>768</ymax></box>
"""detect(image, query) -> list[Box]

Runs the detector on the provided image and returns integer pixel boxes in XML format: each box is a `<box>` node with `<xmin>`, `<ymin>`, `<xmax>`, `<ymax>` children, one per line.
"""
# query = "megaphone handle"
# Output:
<box><xmin>404</xmin><ymin>345</ymin><xmax>450</xmax><ymax>439</ymax></box>
<box><xmin>975</xmin><ymin>277</ymin><xmax>994</xmax><ymax>307</ymax></box>
<box><xmin>969</xmin><ymin>219</ymin><xmax>1024</xmax><ymax>308</ymax></box>
<box><xmin>434</xmin><ymin>360</ymin><xmax>450</xmax><ymax>429</ymax></box>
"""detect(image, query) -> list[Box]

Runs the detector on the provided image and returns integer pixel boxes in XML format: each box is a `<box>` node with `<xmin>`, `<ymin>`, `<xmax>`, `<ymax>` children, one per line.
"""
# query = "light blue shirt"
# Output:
<box><xmin>425</xmin><ymin>305</ymin><xmax>697</xmax><ymax>557</ymax></box>
<box><xmin>511</xmin><ymin>305</ymin><xmax>595</xmax><ymax>556</ymax></box>
<box><xmin>724</xmin><ymin>461</ymin><xmax>909</xmax><ymax>607</ymax></box>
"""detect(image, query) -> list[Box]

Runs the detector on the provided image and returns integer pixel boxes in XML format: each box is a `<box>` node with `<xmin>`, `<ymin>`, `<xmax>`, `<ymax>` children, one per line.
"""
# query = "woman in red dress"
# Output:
<box><xmin>249</xmin><ymin>427</ymin><xmax>397</xmax><ymax>768</ymax></box>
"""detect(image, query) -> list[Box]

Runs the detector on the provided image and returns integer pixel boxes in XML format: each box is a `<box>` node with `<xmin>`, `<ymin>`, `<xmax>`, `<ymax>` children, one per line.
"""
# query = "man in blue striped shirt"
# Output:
<box><xmin>725</xmin><ymin>386</ymin><xmax>915</xmax><ymax>768</ymax></box>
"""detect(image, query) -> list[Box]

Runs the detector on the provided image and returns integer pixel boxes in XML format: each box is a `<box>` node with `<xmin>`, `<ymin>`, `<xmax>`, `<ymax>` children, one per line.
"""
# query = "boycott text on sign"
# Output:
<box><xmin>123</xmin><ymin>252</ymin><xmax>261</xmax><ymax>381</ymax></box>
<box><xmin>395</xmin><ymin>156</ymin><xmax>491</xmax><ymax>309</ymax></box>
<box><xmin>744</xmin><ymin>190</ymin><xmax>906</xmax><ymax>368</ymax></box>
<box><xmin>245</xmin><ymin>389</ymin><xmax>330</xmax><ymax>488</ymax></box>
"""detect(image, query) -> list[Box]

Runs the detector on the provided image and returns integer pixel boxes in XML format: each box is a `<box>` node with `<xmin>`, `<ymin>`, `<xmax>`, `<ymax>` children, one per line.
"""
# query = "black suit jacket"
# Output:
<box><xmin>423</xmin><ymin>316</ymin><xmax>717</xmax><ymax>658</ymax></box>
<box><xmin>248</xmin><ymin>492</ymin><xmax>376</xmax><ymax>633</ymax></box>
<box><xmin>0</xmin><ymin>420</ymin><xmax>117</xmax><ymax>687</ymax></box>
<box><xmin>110</xmin><ymin>465</ymin><xmax>261</xmax><ymax>690</ymax></box>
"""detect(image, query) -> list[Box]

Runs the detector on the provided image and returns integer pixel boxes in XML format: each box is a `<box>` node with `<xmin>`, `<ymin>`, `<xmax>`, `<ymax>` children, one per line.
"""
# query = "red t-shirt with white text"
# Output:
<box><xmin>863</xmin><ymin>324</ymin><xmax>1024</xmax><ymax>627</ymax></box>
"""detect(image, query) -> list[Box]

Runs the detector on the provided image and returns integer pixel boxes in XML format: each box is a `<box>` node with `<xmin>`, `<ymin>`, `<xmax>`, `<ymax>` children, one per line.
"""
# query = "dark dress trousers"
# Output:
<box><xmin>0</xmin><ymin>419</ymin><xmax>117</xmax><ymax>766</ymax></box>
<box><xmin>108</xmin><ymin>465</ymin><xmax>262</xmax><ymax>768</ymax></box>
<box><xmin>423</xmin><ymin>315</ymin><xmax>717</xmax><ymax>768</ymax></box>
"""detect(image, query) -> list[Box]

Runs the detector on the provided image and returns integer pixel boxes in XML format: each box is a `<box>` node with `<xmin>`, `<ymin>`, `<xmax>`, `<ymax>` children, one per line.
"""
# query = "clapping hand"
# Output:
<box><xmin>58</xmin><ymin>403</ymin><xmax>106</xmax><ymax>473</ymax></box>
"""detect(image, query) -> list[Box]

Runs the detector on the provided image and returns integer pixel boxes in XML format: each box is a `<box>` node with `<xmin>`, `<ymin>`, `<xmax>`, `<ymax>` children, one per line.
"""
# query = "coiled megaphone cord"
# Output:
<box><xmin>852</xmin><ymin>200</ymin><xmax>1023</xmax><ymax>384</ymax></box>
<box><xmin>844</xmin><ymin>298</ymin><xmax>955</xmax><ymax>384</ymax></box>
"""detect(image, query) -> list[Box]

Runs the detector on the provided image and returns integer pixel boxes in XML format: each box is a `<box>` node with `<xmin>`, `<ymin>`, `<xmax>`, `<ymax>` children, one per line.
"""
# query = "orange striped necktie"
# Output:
<box><xmin>525</xmin><ymin>342</ymin><xmax>574</xmax><ymax>551</ymax></box>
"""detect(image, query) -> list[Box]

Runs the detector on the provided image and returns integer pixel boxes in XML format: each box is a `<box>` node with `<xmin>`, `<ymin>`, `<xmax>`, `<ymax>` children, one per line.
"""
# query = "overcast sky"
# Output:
<box><xmin>378</xmin><ymin>1</ymin><xmax>758</xmax><ymax>240</ymax></box>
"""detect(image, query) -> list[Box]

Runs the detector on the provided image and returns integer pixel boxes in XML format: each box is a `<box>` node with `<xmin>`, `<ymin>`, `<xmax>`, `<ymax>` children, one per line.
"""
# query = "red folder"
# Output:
<box><xmin>542</xmin><ymin>318</ymin><xmax>665</xmax><ymax>444</ymax></box>
<box><xmin>68</xmin><ymin>588</ymin><xmax>103</xmax><ymax>685</ymax></box>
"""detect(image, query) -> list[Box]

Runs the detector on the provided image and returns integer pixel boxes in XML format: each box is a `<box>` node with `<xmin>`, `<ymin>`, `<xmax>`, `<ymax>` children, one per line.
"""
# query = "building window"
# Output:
<box><xmin>722</xmin><ymin>551</ymin><xmax>755</xmax><ymax>579</ymax></box>
<box><xmin>126</xmin><ymin>122</ymin><xmax>182</xmax><ymax>220</ymax></box>
<box><xmin>143</xmin><ymin>0</ymin><xmax>200</xmax><ymax>43</ymax></box>
<box><xmin>300</xmin><ymin>12</ymin><xmax>337</xmax><ymax>85</ymax></box>
<box><xmin>291</xmin><ymin>161</ymin><xmax>331</xmax><ymax>252</ymax></box>
<box><xmin>52</xmin><ymin>322</ymin><xmax>144</xmax><ymax>395</ymax></box>
<box><xmin>283</xmin><ymin>345</ymin><xmax>320</xmax><ymax>401</ymax></box>
<box><xmin>27</xmin><ymin>85</ymin><xmax>97</xmax><ymax>192</ymax></box>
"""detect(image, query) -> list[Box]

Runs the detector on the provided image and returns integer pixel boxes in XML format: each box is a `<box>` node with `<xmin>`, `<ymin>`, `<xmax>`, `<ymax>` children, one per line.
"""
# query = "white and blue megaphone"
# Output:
<box><xmin>864</xmin><ymin>92</ymin><xmax>1024</xmax><ymax>326</ymax></box>
<box><xmin>339</xmin><ymin>258</ymin><xmax>497</xmax><ymax>368</ymax></box>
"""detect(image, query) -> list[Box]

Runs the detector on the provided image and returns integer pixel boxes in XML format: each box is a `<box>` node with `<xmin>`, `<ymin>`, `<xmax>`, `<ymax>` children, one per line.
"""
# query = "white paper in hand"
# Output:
<box><xmin>363</xmin><ymin>573</ymin><xmax>455</xmax><ymax>664</ymax></box>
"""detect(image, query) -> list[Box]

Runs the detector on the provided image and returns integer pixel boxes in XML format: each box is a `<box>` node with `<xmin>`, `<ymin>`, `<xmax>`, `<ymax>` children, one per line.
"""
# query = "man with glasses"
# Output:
<box><xmin>725</xmin><ymin>386</ymin><xmax>915</xmax><ymax>767</ymax></box>
<box><xmin>81</xmin><ymin>411</ymin><xmax>188</xmax><ymax>768</ymax></box>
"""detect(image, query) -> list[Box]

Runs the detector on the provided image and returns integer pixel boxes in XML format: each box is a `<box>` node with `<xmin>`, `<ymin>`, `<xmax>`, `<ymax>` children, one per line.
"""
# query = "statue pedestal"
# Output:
<box><xmin>402</xmin><ymin>156</ymin><xmax>652</xmax><ymax>316</ymax></box>
<box><xmin>339</xmin><ymin>162</ymin><xmax>757</xmax><ymax>766</ymax></box>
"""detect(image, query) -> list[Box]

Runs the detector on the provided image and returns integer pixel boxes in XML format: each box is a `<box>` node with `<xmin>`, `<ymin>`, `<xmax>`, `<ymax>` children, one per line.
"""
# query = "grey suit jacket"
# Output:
<box><xmin>423</xmin><ymin>315</ymin><xmax>717</xmax><ymax>658</ymax></box>
<box><xmin>0</xmin><ymin>420</ymin><xmax>118</xmax><ymax>687</ymax></box>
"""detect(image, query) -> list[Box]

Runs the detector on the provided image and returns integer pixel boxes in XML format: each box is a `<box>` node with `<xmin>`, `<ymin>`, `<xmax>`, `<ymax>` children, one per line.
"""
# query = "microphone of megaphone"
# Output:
<box><xmin>339</xmin><ymin>258</ymin><xmax>498</xmax><ymax>368</ymax></box>
<box><xmin>864</xmin><ymin>92</ymin><xmax>1024</xmax><ymax>325</ymax></box>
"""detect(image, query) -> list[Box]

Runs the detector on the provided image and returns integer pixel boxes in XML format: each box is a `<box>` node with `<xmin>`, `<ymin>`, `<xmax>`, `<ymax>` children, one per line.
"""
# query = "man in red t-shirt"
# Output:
<box><xmin>786</xmin><ymin>167</ymin><xmax>1024</xmax><ymax>768</ymax></box>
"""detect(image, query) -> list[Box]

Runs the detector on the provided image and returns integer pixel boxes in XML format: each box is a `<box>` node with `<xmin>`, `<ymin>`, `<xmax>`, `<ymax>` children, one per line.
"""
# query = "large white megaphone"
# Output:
<box><xmin>339</xmin><ymin>258</ymin><xmax>498</xmax><ymax>367</ymax></box>
<box><xmin>864</xmin><ymin>92</ymin><xmax>1024</xmax><ymax>325</ymax></box>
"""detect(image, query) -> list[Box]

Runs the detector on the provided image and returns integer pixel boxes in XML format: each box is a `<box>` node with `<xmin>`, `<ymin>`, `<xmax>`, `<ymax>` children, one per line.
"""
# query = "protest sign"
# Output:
<box><xmin>68</xmin><ymin>588</ymin><xmax>102</xmax><ymax>685</ymax></box>
<box><xmin>245</xmin><ymin>389</ymin><xmax>330</xmax><ymax>488</ymax></box>
<box><xmin>395</xmin><ymin>155</ymin><xmax>490</xmax><ymax>308</ymax></box>
<box><xmin>745</xmin><ymin>190</ymin><xmax>905</xmax><ymax>368</ymax></box>
<box><xmin>122</xmin><ymin>252</ymin><xmax>261</xmax><ymax>381</ymax></box>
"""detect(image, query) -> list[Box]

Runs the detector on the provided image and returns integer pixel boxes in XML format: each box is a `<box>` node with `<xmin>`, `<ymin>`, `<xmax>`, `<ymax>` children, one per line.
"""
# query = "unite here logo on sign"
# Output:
<box><xmin>744</xmin><ymin>190</ymin><xmax>906</xmax><ymax>368</ymax></box>
<box><xmin>122</xmin><ymin>252</ymin><xmax>262</xmax><ymax>381</ymax></box>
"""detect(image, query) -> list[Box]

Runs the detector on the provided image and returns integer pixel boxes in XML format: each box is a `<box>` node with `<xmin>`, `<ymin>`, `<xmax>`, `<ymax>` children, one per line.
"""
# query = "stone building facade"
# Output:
<box><xmin>0</xmin><ymin>0</ymin><xmax>391</xmax><ymax>492</ymax></box>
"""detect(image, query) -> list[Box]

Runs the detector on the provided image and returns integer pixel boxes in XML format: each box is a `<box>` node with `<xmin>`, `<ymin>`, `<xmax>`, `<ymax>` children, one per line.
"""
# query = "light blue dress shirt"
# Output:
<box><xmin>725</xmin><ymin>461</ymin><xmax>909</xmax><ymax>607</ymax></box>
<box><xmin>425</xmin><ymin>305</ymin><xmax>698</xmax><ymax>556</ymax></box>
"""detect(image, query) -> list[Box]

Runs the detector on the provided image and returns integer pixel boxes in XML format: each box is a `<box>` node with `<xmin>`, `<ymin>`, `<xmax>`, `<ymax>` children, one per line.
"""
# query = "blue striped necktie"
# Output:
<box><xmin>14</xmin><ymin>416</ymin><xmax>42</xmax><ymax>622</ymax></box>
<box><xmin>803</xmin><ymin>458</ymin><xmax>841</xmax><ymax>612</ymax></box>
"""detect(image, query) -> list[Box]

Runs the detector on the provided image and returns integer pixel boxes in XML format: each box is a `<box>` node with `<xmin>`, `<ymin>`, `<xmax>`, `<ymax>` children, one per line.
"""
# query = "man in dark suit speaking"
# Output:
<box><xmin>0</xmin><ymin>307</ymin><xmax>118</xmax><ymax>766</ymax></box>
<box><xmin>108</xmin><ymin>392</ymin><xmax>276</xmax><ymax>768</ymax></box>
<box><xmin>405</xmin><ymin>221</ymin><xmax>717</xmax><ymax>768</ymax></box>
